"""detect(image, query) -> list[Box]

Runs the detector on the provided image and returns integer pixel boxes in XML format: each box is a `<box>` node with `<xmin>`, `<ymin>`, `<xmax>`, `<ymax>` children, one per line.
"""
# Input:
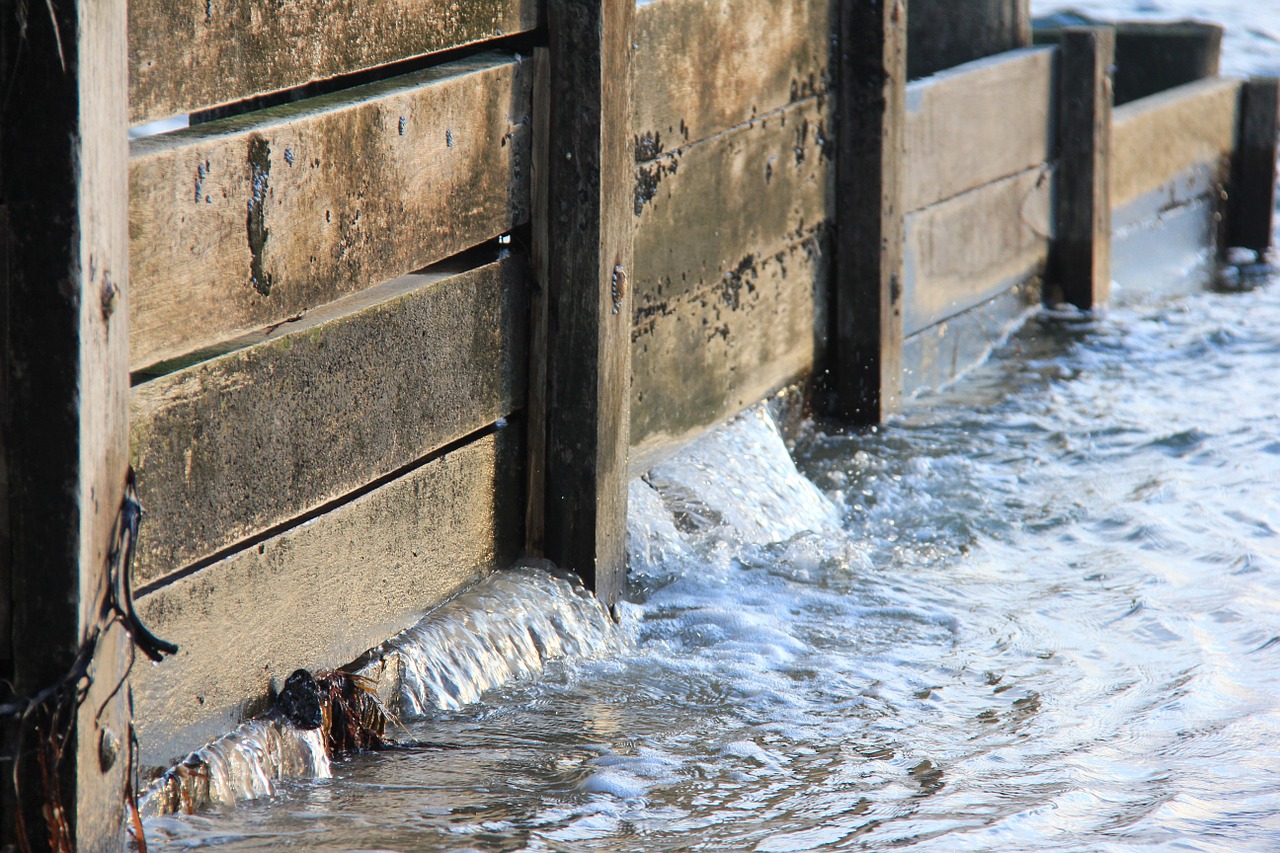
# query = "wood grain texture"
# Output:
<box><xmin>130</xmin><ymin>54</ymin><xmax>532</xmax><ymax>372</ymax></box>
<box><xmin>633</xmin><ymin>0</ymin><xmax>834</xmax><ymax>153</ymax></box>
<box><xmin>833</xmin><ymin>0</ymin><xmax>906</xmax><ymax>423</ymax></box>
<box><xmin>633</xmin><ymin>96</ymin><xmax>832</xmax><ymax>307</ymax></box>
<box><xmin>129</xmin><ymin>0</ymin><xmax>538</xmax><ymax>124</ymax></box>
<box><xmin>904</xmin><ymin>47</ymin><xmax>1055</xmax><ymax>212</ymax></box>
<box><xmin>132</xmin><ymin>429</ymin><xmax>523</xmax><ymax>769</ymax></box>
<box><xmin>903</xmin><ymin>166</ymin><xmax>1053</xmax><ymax>335</ymax></box>
<box><xmin>0</xmin><ymin>0</ymin><xmax>133</xmax><ymax>843</ymax></box>
<box><xmin>130</xmin><ymin>255</ymin><xmax>526</xmax><ymax>587</ymax></box>
<box><xmin>1111</xmin><ymin>76</ymin><xmax>1241</xmax><ymax>212</ymax></box>
<box><xmin>1227</xmin><ymin>77</ymin><xmax>1279</xmax><ymax>252</ymax></box>
<box><xmin>631</xmin><ymin>233</ymin><xmax>827</xmax><ymax>473</ymax></box>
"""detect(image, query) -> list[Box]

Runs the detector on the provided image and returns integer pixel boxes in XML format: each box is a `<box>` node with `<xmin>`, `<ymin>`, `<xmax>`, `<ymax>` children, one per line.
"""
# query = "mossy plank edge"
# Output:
<box><xmin>633</xmin><ymin>95</ymin><xmax>832</xmax><ymax>312</ymax></box>
<box><xmin>129</xmin><ymin>54</ymin><xmax>532</xmax><ymax>372</ymax></box>
<box><xmin>130</xmin><ymin>254</ymin><xmax>527</xmax><ymax>587</ymax></box>
<box><xmin>129</xmin><ymin>0</ymin><xmax>538</xmax><ymax>124</ymax></box>
<box><xmin>633</xmin><ymin>0</ymin><xmax>832</xmax><ymax>156</ymax></box>
<box><xmin>1110</xmin><ymin>76</ymin><xmax>1240</xmax><ymax>212</ymax></box>
<box><xmin>131</xmin><ymin>429</ymin><xmax>523</xmax><ymax>769</ymax></box>
<box><xmin>903</xmin><ymin>166</ymin><xmax>1053</xmax><ymax>336</ymax></box>
<box><xmin>630</xmin><ymin>232</ymin><xmax>827</xmax><ymax>473</ymax></box>
<box><xmin>904</xmin><ymin>46</ymin><xmax>1055</xmax><ymax>212</ymax></box>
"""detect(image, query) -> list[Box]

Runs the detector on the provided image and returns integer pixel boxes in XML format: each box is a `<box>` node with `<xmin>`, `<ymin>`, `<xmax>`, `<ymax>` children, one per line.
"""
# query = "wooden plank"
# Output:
<box><xmin>538</xmin><ymin>0</ymin><xmax>635</xmax><ymax>607</ymax></box>
<box><xmin>633</xmin><ymin>96</ymin><xmax>832</xmax><ymax>307</ymax></box>
<box><xmin>132</xmin><ymin>429</ymin><xmax>523</xmax><ymax>769</ymax></box>
<box><xmin>904</xmin><ymin>46</ymin><xmax>1055</xmax><ymax>212</ymax></box>
<box><xmin>903</xmin><ymin>166</ymin><xmax>1053</xmax><ymax>335</ymax></box>
<box><xmin>833</xmin><ymin>0</ymin><xmax>906</xmax><ymax>423</ymax></box>
<box><xmin>130</xmin><ymin>254</ymin><xmax>527</xmax><ymax>587</ymax></box>
<box><xmin>1113</xmin><ymin>23</ymin><xmax>1222</xmax><ymax>106</ymax></box>
<box><xmin>908</xmin><ymin>0</ymin><xmax>1029</xmax><ymax>80</ymax></box>
<box><xmin>0</xmin><ymin>0</ymin><xmax>133</xmax><ymax>844</ymax></box>
<box><xmin>1111</xmin><ymin>77</ymin><xmax>1241</xmax><ymax>213</ymax></box>
<box><xmin>526</xmin><ymin>47</ymin><xmax>552</xmax><ymax>557</ymax></box>
<box><xmin>129</xmin><ymin>0</ymin><xmax>538</xmax><ymax>124</ymax></box>
<box><xmin>633</xmin><ymin>0</ymin><xmax>833</xmax><ymax>153</ymax></box>
<box><xmin>631</xmin><ymin>233</ymin><xmax>827</xmax><ymax>472</ymax></box>
<box><xmin>129</xmin><ymin>54</ymin><xmax>532</xmax><ymax>372</ymax></box>
<box><xmin>1227</xmin><ymin>77</ymin><xmax>1280</xmax><ymax>252</ymax></box>
<box><xmin>1051</xmin><ymin>27</ymin><xmax>1113</xmax><ymax>310</ymax></box>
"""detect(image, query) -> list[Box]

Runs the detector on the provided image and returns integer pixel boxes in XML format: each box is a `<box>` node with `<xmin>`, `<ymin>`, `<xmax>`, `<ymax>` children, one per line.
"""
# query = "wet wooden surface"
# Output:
<box><xmin>129</xmin><ymin>0</ymin><xmax>537</xmax><ymax>124</ymax></box>
<box><xmin>129</xmin><ymin>54</ymin><xmax>531</xmax><ymax>372</ymax></box>
<box><xmin>130</xmin><ymin>255</ymin><xmax>526</xmax><ymax>587</ymax></box>
<box><xmin>1227</xmin><ymin>77</ymin><xmax>1280</xmax><ymax>252</ymax></box>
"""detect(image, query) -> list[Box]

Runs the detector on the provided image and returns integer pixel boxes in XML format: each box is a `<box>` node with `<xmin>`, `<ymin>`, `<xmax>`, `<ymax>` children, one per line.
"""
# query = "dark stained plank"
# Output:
<box><xmin>833</xmin><ymin>0</ymin><xmax>907</xmax><ymax>423</ymax></box>
<box><xmin>908</xmin><ymin>0</ymin><xmax>1029</xmax><ymax>80</ymax></box>
<box><xmin>537</xmin><ymin>0</ymin><xmax>636</xmax><ymax>607</ymax></box>
<box><xmin>1112</xmin><ymin>22</ymin><xmax>1221</xmax><ymax>106</ymax></box>
<box><xmin>130</xmin><ymin>255</ymin><xmax>527</xmax><ymax>587</ymax></box>
<box><xmin>1227</xmin><ymin>77</ymin><xmax>1280</xmax><ymax>252</ymax></box>
<box><xmin>129</xmin><ymin>54</ymin><xmax>532</xmax><ymax>372</ymax></box>
<box><xmin>0</xmin><ymin>0</ymin><xmax>133</xmax><ymax>843</ymax></box>
<box><xmin>132</xmin><ymin>429</ymin><xmax>523</xmax><ymax>769</ymax></box>
<box><xmin>903</xmin><ymin>167</ymin><xmax>1053</xmax><ymax>335</ymax></box>
<box><xmin>633</xmin><ymin>0</ymin><xmax>833</xmax><ymax>153</ymax></box>
<box><xmin>904</xmin><ymin>46</ymin><xmax>1055</xmax><ymax>212</ymax></box>
<box><xmin>129</xmin><ymin>0</ymin><xmax>538</xmax><ymax>124</ymax></box>
<box><xmin>631</xmin><ymin>233</ymin><xmax>827</xmax><ymax>472</ymax></box>
<box><xmin>1050</xmin><ymin>27</ymin><xmax>1113</xmax><ymax>310</ymax></box>
<box><xmin>633</xmin><ymin>96</ymin><xmax>832</xmax><ymax>307</ymax></box>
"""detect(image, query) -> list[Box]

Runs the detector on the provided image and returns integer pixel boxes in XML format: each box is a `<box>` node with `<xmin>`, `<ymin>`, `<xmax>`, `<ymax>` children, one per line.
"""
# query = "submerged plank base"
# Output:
<box><xmin>129</xmin><ymin>0</ymin><xmax>538</xmax><ymax>123</ymax></box>
<box><xmin>132</xmin><ymin>429</ymin><xmax>523</xmax><ymax>768</ymax></box>
<box><xmin>129</xmin><ymin>54</ymin><xmax>532</xmax><ymax>371</ymax></box>
<box><xmin>130</xmin><ymin>255</ymin><xmax>526</xmax><ymax>586</ymax></box>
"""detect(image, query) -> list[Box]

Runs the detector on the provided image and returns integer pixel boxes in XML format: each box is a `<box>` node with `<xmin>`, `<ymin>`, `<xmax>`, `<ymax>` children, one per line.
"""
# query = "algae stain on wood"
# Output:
<box><xmin>246</xmin><ymin>135</ymin><xmax>274</xmax><ymax>297</ymax></box>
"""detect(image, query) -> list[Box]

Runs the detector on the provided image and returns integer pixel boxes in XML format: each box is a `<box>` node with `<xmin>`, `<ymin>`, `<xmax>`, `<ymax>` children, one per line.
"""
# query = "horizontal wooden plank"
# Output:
<box><xmin>633</xmin><ymin>96</ymin><xmax>831</xmax><ymax>308</ymax></box>
<box><xmin>908</xmin><ymin>0</ymin><xmax>1029</xmax><ymax>80</ymax></box>
<box><xmin>903</xmin><ymin>166</ymin><xmax>1053</xmax><ymax>335</ymax></box>
<box><xmin>130</xmin><ymin>254</ymin><xmax>527</xmax><ymax>586</ymax></box>
<box><xmin>130</xmin><ymin>54</ymin><xmax>532</xmax><ymax>371</ymax></box>
<box><xmin>633</xmin><ymin>0</ymin><xmax>832</xmax><ymax>154</ymax></box>
<box><xmin>129</xmin><ymin>0</ymin><xmax>538</xmax><ymax>124</ymax></box>
<box><xmin>132</xmin><ymin>428</ymin><xmax>523</xmax><ymax>768</ymax></box>
<box><xmin>630</xmin><ymin>233</ymin><xmax>826</xmax><ymax>472</ymax></box>
<box><xmin>1112</xmin><ymin>196</ymin><xmax>1218</xmax><ymax>301</ymax></box>
<box><xmin>1111</xmin><ymin>76</ymin><xmax>1240</xmax><ymax>212</ymax></box>
<box><xmin>904</xmin><ymin>46</ymin><xmax>1055</xmax><ymax>212</ymax></box>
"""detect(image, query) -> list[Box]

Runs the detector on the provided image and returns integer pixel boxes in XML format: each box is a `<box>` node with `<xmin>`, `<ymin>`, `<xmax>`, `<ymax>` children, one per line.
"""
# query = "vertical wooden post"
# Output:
<box><xmin>1227</xmin><ymin>77</ymin><xmax>1280</xmax><ymax>254</ymax></box>
<box><xmin>536</xmin><ymin>0</ymin><xmax>635</xmax><ymax>607</ymax></box>
<box><xmin>834</xmin><ymin>0</ymin><xmax>907</xmax><ymax>424</ymax></box>
<box><xmin>1052</xmin><ymin>27</ymin><xmax>1114</xmax><ymax>310</ymax></box>
<box><xmin>1</xmin><ymin>0</ymin><xmax>133</xmax><ymax>846</ymax></box>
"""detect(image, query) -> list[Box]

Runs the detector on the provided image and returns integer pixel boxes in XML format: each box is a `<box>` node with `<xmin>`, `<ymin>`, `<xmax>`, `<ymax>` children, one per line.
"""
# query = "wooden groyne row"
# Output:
<box><xmin>1</xmin><ymin>0</ymin><xmax>1276</xmax><ymax>844</ymax></box>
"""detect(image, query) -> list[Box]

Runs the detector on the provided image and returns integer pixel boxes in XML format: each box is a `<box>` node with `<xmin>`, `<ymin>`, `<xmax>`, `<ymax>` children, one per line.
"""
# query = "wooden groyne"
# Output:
<box><xmin>1</xmin><ymin>0</ymin><xmax>1276</xmax><ymax>845</ymax></box>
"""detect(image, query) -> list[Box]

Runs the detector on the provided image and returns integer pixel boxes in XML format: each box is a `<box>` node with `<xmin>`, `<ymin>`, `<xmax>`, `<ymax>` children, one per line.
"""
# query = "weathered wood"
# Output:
<box><xmin>633</xmin><ymin>0</ymin><xmax>833</xmax><ymax>153</ymax></box>
<box><xmin>1113</xmin><ymin>23</ymin><xmax>1222</xmax><ymax>106</ymax></box>
<box><xmin>129</xmin><ymin>0</ymin><xmax>538</xmax><ymax>124</ymax></box>
<box><xmin>129</xmin><ymin>54</ymin><xmax>532</xmax><ymax>372</ymax></box>
<box><xmin>526</xmin><ymin>47</ymin><xmax>552</xmax><ymax>557</ymax></box>
<box><xmin>903</xmin><ymin>166</ymin><xmax>1053</xmax><ymax>335</ymax></box>
<box><xmin>0</xmin><ymin>0</ymin><xmax>132</xmax><ymax>845</ymax></box>
<box><xmin>1052</xmin><ymin>27</ymin><xmax>1113</xmax><ymax>310</ymax></box>
<box><xmin>1227</xmin><ymin>77</ymin><xmax>1280</xmax><ymax>252</ymax></box>
<box><xmin>633</xmin><ymin>96</ymin><xmax>832</xmax><ymax>306</ymax></box>
<box><xmin>631</xmin><ymin>233</ymin><xmax>827</xmax><ymax>472</ymax></box>
<box><xmin>539</xmin><ymin>0</ymin><xmax>635</xmax><ymax>607</ymax></box>
<box><xmin>908</xmin><ymin>0</ymin><xmax>1030</xmax><ymax>80</ymax></box>
<box><xmin>132</xmin><ymin>429</ymin><xmax>522</xmax><ymax>768</ymax></box>
<box><xmin>833</xmin><ymin>0</ymin><xmax>906</xmax><ymax>423</ymax></box>
<box><xmin>904</xmin><ymin>46</ymin><xmax>1055</xmax><ymax>212</ymax></box>
<box><xmin>1111</xmin><ymin>77</ymin><xmax>1241</xmax><ymax>214</ymax></box>
<box><xmin>130</xmin><ymin>254</ymin><xmax>526</xmax><ymax>587</ymax></box>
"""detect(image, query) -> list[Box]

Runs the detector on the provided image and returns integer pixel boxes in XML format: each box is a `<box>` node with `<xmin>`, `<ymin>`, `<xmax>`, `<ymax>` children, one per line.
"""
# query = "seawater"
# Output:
<box><xmin>142</xmin><ymin>2</ymin><xmax>1280</xmax><ymax>849</ymax></box>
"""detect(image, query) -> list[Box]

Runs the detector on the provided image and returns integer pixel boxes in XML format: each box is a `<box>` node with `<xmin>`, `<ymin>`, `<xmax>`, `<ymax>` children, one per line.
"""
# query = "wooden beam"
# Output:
<box><xmin>128</xmin><ymin>0</ymin><xmax>538</xmax><ymax>125</ymax></box>
<box><xmin>1051</xmin><ymin>27</ymin><xmax>1113</xmax><ymax>310</ymax></box>
<box><xmin>833</xmin><ymin>0</ymin><xmax>906</xmax><ymax>424</ymax></box>
<box><xmin>129</xmin><ymin>54</ymin><xmax>532</xmax><ymax>372</ymax></box>
<box><xmin>538</xmin><ymin>0</ymin><xmax>635</xmax><ymax>606</ymax></box>
<box><xmin>1227</xmin><ymin>77</ymin><xmax>1280</xmax><ymax>253</ymax></box>
<box><xmin>1</xmin><ymin>0</ymin><xmax>132</xmax><ymax>845</ymax></box>
<box><xmin>1113</xmin><ymin>22</ymin><xmax>1221</xmax><ymax>106</ymax></box>
<box><xmin>907</xmin><ymin>0</ymin><xmax>1030</xmax><ymax>80</ymax></box>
